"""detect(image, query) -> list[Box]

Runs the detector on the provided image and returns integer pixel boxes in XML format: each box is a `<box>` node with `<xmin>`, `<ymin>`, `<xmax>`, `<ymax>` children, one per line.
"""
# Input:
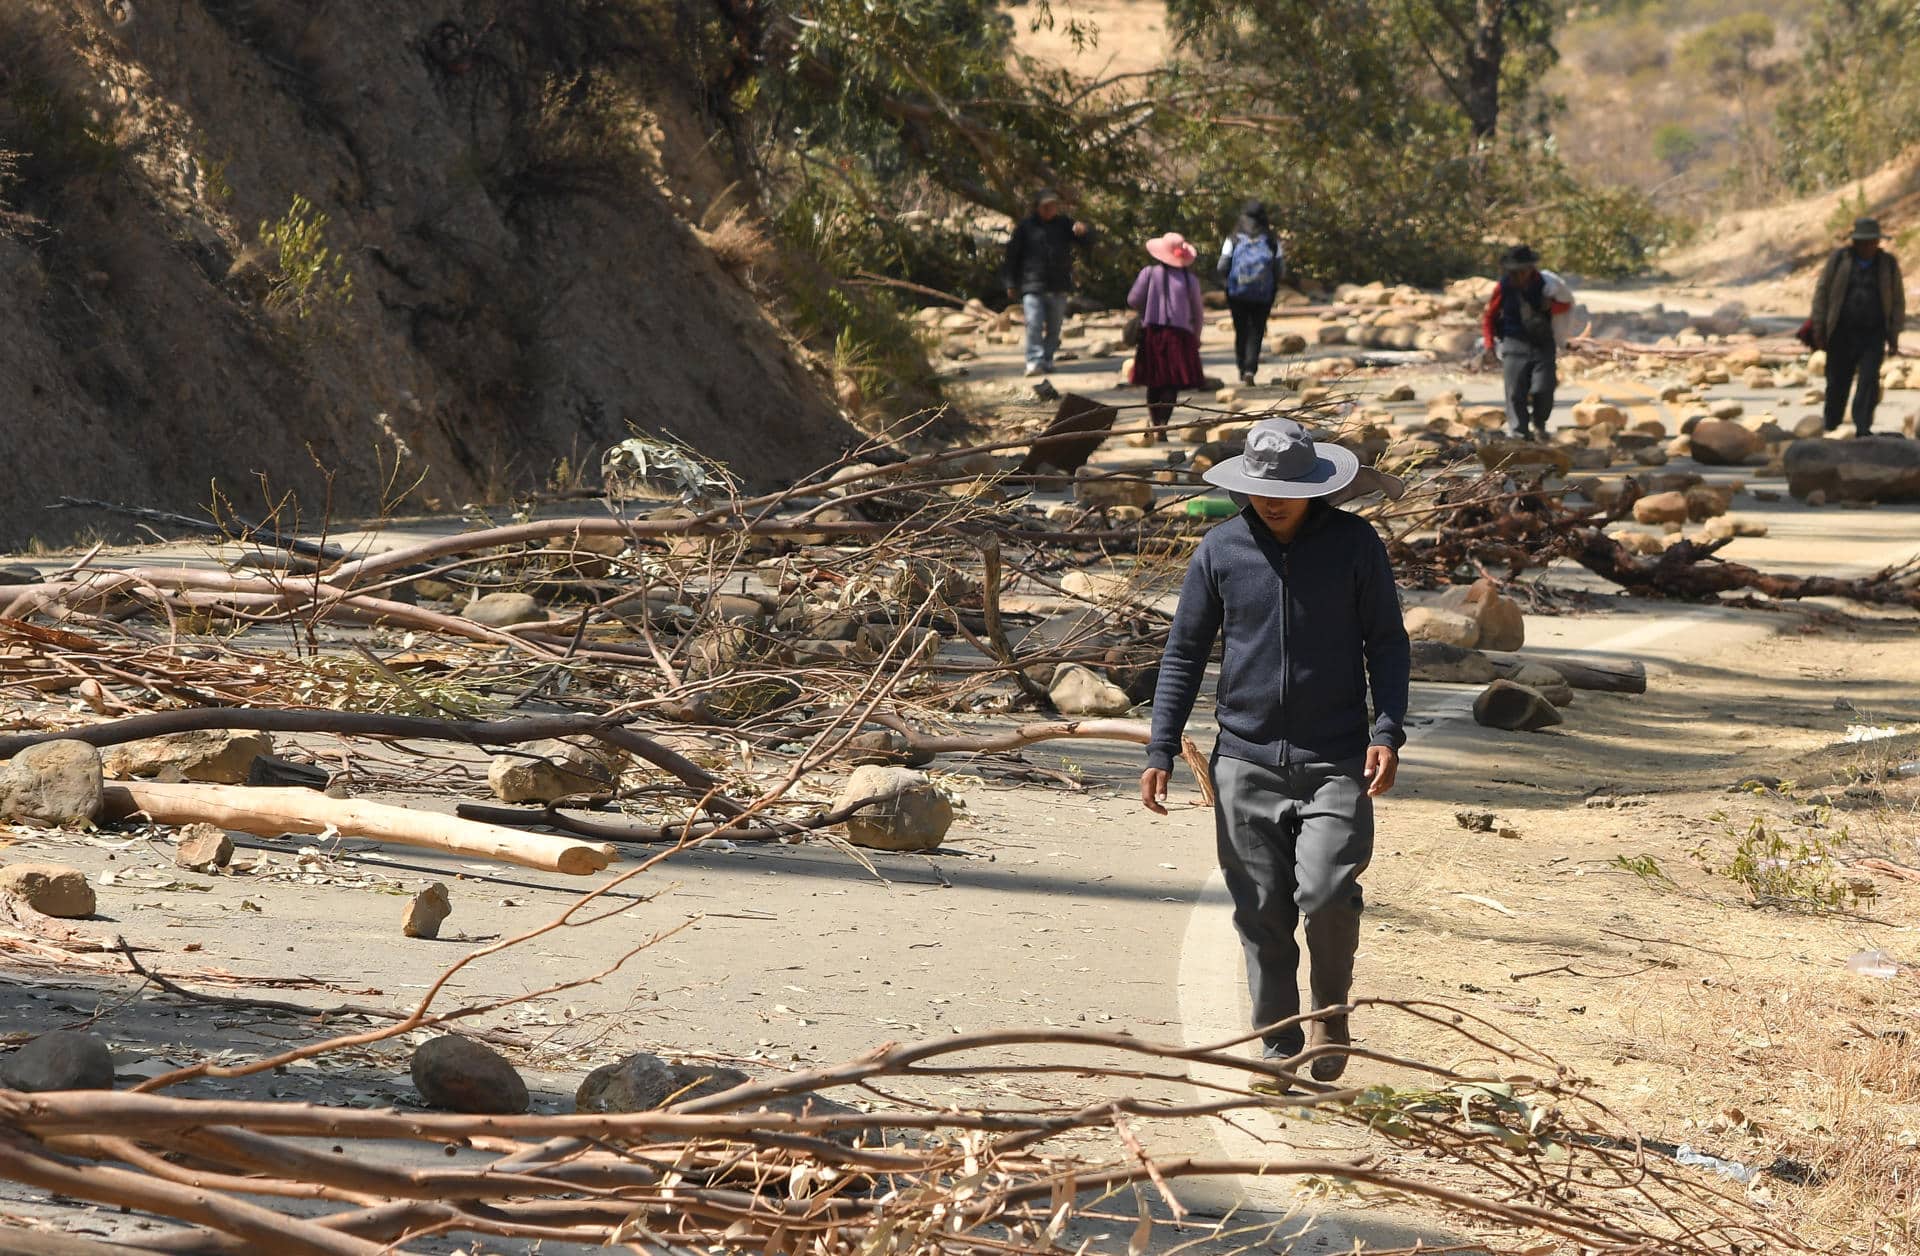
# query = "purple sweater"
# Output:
<box><xmin>1127</xmin><ymin>264</ymin><xmax>1205</xmax><ymax>333</ymax></box>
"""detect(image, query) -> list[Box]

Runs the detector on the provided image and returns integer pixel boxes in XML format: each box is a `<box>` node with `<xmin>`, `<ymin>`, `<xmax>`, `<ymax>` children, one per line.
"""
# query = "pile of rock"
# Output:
<box><xmin>1312</xmin><ymin>280</ymin><xmax>1486</xmax><ymax>356</ymax></box>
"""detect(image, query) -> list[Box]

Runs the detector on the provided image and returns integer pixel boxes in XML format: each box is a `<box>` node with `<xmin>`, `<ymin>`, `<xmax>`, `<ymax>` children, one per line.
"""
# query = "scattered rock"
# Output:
<box><xmin>172</xmin><ymin>824</ymin><xmax>233</xmax><ymax>872</ymax></box>
<box><xmin>1783</xmin><ymin>436</ymin><xmax>1920</xmax><ymax>502</ymax></box>
<box><xmin>1453</xmin><ymin>810</ymin><xmax>1496</xmax><ymax>832</ymax></box>
<box><xmin>1614</xmin><ymin>530</ymin><xmax>1665</xmax><ymax>556</ymax></box>
<box><xmin>1472</xmin><ymin>680</ymin><xmax>1564</xmax><ymax>732</ymax></box>
<box><xmin>103</xmin><ymin>729</ymin><xmax>275</xmax><ymax>785</ymax></box>
<box><xmin>835</xmin><ymin>766</ymin><xmax>954</xmax><ymax>852</ymax></box>
<box><xmin>1381</xmin><ymin>383</ymin><xmax>1416</xmax><ymax>403</ymax></box>
<box><xmin>1791</xmin><ymin>414</ymin><xmax>1825</xmax><ymax>439</ymax></box>
<box><xmin>0</xmin><ymin>864</ymin><xmax>96</xmax><ymax>918</ymax></box>
<box><xmin>1702</xmin><ymin>516</ymin><xmax>1768</xmax><ymax>541</ymax></box>
<box><xmin>1684</xmin><ymin>485</ymin><xmax>1732</xmax><ymax>520</ymax></box>
<box><xmin>1633</xmin><ymin>445</ymin><xmax>1670</xmax><ymax>466</ymax></box>
<box><xmin>403</xmin><ymin>883</ymin><xmax>452</xmax><ymax>939</ymax></box>
<box><xmin>1571</xmin><ymin>398</ymin><xmax>1626</xmax><ymax>428</ymax></box>
<box><xmin>411</xmin><ymin>1035</ymin><xmax>529</xmax><ymax>1114</ymax></box>
<box><xmin>1409</xmin><ymin>641</ymin><xmax>1497</xmax><ymax>685</ymax></box>
<box><xmin>1688</xmin><ymin>419</ymin><xmax>1762</xmax><ymax>466</ymax></box>
<box><xmin>0</xmin><ymin>565</ymin><xmax>43</xmax><ymax>585</ymax></box>
<box><xmin>1269</xmin><ymin>332</ymin><xmax>1308</xmax><ymax>355</ymax></box>
<box><xmin>0</xmin><ymin>740</ymin><xmax>103</xmax><ymax>829</ymax></box>
<box><xmin>1403</xmin><ymin>606</ymin><xmax>1480</xmax><ymax>649</ymax></box>
<box><xmin>1073</xmin><ymin>466</ymin><xmax>1153</xmax><ymax>511</ymax></box>
<box><xmin>1048</xmin><ymin>663</ymin><xmax>1134</xmax><ymax>716</ymax></box>
<box><xmin>487</xmin><ymin>739</ymin><xmax>623</xmax><ymax>803</ymax></box>
<box><xmin>1436</xmin><ymin>578</ymin><xmax>1525</xmax><ymax>652</ymax></box>
<box><xmin>1506</xmin><ymin>662</ymin><xmax>1573</xmax><ymax>708</ymax></box>
<box><xmin>1632</xmin><ymin>491</ymin><xmax>1690</xmax><ymax>525</ymax></box>
<box><xmin>1</xmin><ymin>1031</ymin><xmax>114</xmax><ymax>1092</ymax></box>
<box><xmin>576</xmin><ymin>1052</ymin><xmax>749</xmax><ymax>1112</ymax></box>
<box><xmin>463</xmin><ymin>592</ymin><xmax>545</xmax><ymax>628</ymax></box>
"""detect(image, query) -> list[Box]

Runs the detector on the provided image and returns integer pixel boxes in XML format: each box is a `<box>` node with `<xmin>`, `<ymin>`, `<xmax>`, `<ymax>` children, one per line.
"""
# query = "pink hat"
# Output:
<box><xmin>1145</xmin><ymin>232</ymin><xmax>1197</xmax><ymax>268</ymax></box>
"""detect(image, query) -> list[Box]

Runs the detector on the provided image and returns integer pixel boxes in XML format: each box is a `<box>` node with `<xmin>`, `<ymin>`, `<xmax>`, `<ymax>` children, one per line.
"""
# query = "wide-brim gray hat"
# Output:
<box><xmin>1853</xmin><ymin>217</ymin><xmax>1883</xmax><ymax>241</ymax></box>
<box><xmin>1202</xmin><ymin>418</ymin><xmax>1405</xmax><ymax>503</ymax></box>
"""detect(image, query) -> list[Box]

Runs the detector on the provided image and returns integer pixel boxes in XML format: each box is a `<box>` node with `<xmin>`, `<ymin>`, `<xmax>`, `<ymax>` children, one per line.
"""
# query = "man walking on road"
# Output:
<box><xmin>1481</xmin><ymin>245</ymin><xmax>1574</xmax><ymax>440</ymax></box>
<box><xmin>1140</xmin><ymin>419</ymin><xmax>1410</xmax><ymax>1085</ymax></box>
<box><xmin>1811</xmin><ymin>217</ymin><xmax>1905</xmax><ymax>436</ymax></box>
<box><xmin>1004</xmin><ymin>189</ymin><xmax>1092</xmax><ymax>378</ymax></box>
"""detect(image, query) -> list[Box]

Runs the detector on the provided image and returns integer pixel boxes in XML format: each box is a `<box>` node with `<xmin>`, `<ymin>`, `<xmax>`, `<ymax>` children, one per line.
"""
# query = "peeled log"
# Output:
<box><xmin>101</xmin><ymin>782</ymin><xmax>615</xmax><ymax>876</ymax></box>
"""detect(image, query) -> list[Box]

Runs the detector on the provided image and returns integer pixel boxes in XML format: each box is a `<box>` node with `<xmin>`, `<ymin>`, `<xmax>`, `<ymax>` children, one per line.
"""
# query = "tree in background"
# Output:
<box><xmin>1778</xmin><ymin>0</ymin><xmax>1920</xmax><ymax>193</ymax></box>
<box><xmin>1678</xmin><ymin>11</ymin><xmax>1777</xmax><ymax>191</ymax></box>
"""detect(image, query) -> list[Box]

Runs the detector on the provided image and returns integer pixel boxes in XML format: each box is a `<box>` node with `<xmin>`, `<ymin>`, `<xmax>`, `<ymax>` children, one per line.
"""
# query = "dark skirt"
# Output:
<box><xmin>1132</xmin><ymin>324</ymin><xmax>1204</xmax><ymax>390</ymax></box>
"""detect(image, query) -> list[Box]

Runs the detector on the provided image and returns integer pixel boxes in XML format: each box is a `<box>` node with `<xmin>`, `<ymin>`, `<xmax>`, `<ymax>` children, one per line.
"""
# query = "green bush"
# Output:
<box><xmin>258</xmin><ymin>194</ymin><xmax>355</xmax><ymax>322</ymax></box>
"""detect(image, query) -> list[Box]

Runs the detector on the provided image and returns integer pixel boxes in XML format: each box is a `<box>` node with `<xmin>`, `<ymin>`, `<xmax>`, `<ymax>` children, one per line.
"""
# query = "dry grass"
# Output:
<box><xmin>700</xmin><ymin>204</ymin><xmax>776</xmax><ymax>281</ymax></box>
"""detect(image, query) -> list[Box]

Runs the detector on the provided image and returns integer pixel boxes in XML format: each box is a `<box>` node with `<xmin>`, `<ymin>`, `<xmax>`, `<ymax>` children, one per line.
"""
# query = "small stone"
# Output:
<box><xmin>1506</xmin><ymin>662</ymin><xmax>1574</xmax><ymax>708</ymax></box>
<box><xmin>1472</xmin><ymin>680</ymin><xmax>1564</xmax><ymax>732</ymax></box>
<box><xmin>0</xmin><ymin>863</ymin><xmax>96</xmax><ymax>918</ymax></box>
<box><xmin>1632</xmin><ymin>491</ymin><xmax>1690</xmax><ymax>525</ymax></box>
<box><xmin>1409</xmin><ymin>641</ymin><xmax>1497</xmax><ymax>685</ymax></box>
<box><xmin>487</xmin><ymin>739</ymin><xmax>624</xmax><ymax>804</ymax></box>
<box><xmin>1049</xmin><ymin>663</ymin><xmax>1134</xmax><ymax>716</ymax></box>
<box><xmin>1403</xmin><ymin>606</ymin><xmax>1480</xmax><ymax>649</ymax></box>
<box><xmin>403</xmin><ymin>883</ymin><xmax>452</xmax><ymax>939</ymax></box>
<box><xmin>411</xmin><ymin>1035</ymin><xmax>529</xmax><ymax>1114</ymax></box>
<box><xmin>1073</xmin><ymin>466</ymin><xmax>1153</xmax><ymax>511</ymax></box>
<box><xmin>1381</xmin><ymin>383</ymin><xmax>1416</xmax><ymax>403</ymax></box>
<box><xmin>0</xmin><ymin>741</ymin><xmax>103</xmax><ymax>828</ymax></box>
<box><xmin>172</xmin><ymin>824</ymin><xmax>233</xmax><ymax>872</ymax></box>
<box><xmin>794</xmin><ymin>638</ymin><xmax>878</xmax><ymax>664</ymax></box>
<box><xmin>576</xmin><ymin>1052</ymin><xmax>751</xmax><ymax>1112</ymax></box>
<box><xmin>1269</xmin><ymin>332</ymin><xmax>1308</xmax><ymax>355</ymax></box>
<box><xmin>1436</xmin><ymin>578</ymin><xmax>1525</xmax><ymax>652</ymax></box>
<box><xmin>1</xmin><ymin>1030</ymin><xmax>114</xmax><ymax>1091</ymax></box>
<box><xmin>462</xmin><ymin>592</ymin><xmax>545</xmax><ymax>628</ymax></box>
<box><xmin>1688</xmin><ymin>419</ymin><xmax>1762</xmax><ymax>466</ymax></box>
<box><xmin>834</xmin><ymin>766</ymin><xmax>954</xmax><ymax>852</ymax></box>
<box><xmin>104</xmin><ymin>729</ymin><xmax>274</xmax><ymax>785</ymax></box>
<box><xmin>1684</xmin><ymin>485</ymin><xmax>1732</xmax><ymax>521</ymax></box>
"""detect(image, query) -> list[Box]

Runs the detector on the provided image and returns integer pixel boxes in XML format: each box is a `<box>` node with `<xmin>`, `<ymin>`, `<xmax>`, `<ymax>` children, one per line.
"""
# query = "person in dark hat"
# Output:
<box><xmin>1140</xmin><ymin>419</ymin><xmax>1410</xmax><ymax>1088</ymax></box>
<box><xmin>1810</xmin><ymin>217</ymin><xmax>1905</xmax><ymax>436</ymax></box>
<box><xmin>1004</xmin><ymin>189</ymin><xmax>1094</xmax><ymax>378</ymax></box>
<box><xmin>1481</xmin><ymin>245</ymin><xmax>1574</xmax><ymax>440</ymax></box>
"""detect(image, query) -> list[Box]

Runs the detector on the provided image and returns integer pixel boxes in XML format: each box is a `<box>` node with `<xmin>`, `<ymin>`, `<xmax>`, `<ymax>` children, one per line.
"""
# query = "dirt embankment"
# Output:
<box><xmin>0</xmin><ymin>1</ymin><xmax>856</xmax><ymax>547</ymax></box>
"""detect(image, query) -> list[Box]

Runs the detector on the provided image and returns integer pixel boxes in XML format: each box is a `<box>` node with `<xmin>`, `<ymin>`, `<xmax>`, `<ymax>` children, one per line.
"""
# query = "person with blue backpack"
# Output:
<box><xmin>1217</xmin><ymin>201</ymin><xmax>1283</xmax><ymax>385</ymax></box>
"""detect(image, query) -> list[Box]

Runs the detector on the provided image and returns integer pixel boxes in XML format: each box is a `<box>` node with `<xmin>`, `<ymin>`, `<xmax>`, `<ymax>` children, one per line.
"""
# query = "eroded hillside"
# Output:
<box><xmin>0</xmin><ymin>0</ymin><xmax>856</xmax><ymax>545</ymax></box>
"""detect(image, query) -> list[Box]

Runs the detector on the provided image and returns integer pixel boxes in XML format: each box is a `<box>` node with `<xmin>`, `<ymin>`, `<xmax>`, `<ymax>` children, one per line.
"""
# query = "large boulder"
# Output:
<box><xmin>1783</xmin><ymin>436</ymin><xmax>1920</xmax><ymax>502</ymax></box>
<box><xmin>1472</xmin><ymin>681</ymin><xmax>1563</xmax><ymax>732</ymax></box>
<box><xmin>1408</xmin><ymin>641</ymin><xmax>1497</xmax><ymax>685</ymax></box>
<box><xmin>1688</xmin><ymin>419</ymin><xmax>1762</xmax><ymax>466</ymax></box>
<box><xmin>1435</xmin><ymin>578</ymin><xmax>1525</xmax><ymax>652</ymax></box>
<box><xmin>834</xmin><ymin>766</ymin><xmax>954</xmax><ymax>852</ymax></box>
<box><xmin>0</xmin><ymin>741</ymin><xmax>103</xmax><ymax>829</ymax></box>
<box><xmin>0</xmin><ymin>864</ymin><xmax>96</xmax><ymax>918</ymax></box>
<box><xmin>1403</xmin><ymin>607</ymin><xmax>1480</xmax><ymax>649</ymax></box>
<box><xmin>1</xmin><ymin>1031</ymin><xmax>114</xmax><ymax>1091</ymax></box>
<box><xmin>487</xmin><ymin>739</ymin><xmax>624</xmax><ymax>804</ymax></box>
<box><xmin>411</xmin><ymin>1035</ymin><xmax>529</xmax><ymax>1114</ymax></box>
<box><xmin>103</xmin><ymin>729</ymin><xmax>274</xmax><ymax>785</ymax></box>
<box><xmin>1048</xmin><ymin>663</ymin><xmax>1134</xmax><ymax>716</ymax></box>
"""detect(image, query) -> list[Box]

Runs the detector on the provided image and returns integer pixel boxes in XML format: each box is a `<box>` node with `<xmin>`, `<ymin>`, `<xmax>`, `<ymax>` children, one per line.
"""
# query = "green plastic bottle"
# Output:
<box><xmin>1183</xmin><ymin>496</ymin><xmax>1237</xmax><ymax>519</ymax></box>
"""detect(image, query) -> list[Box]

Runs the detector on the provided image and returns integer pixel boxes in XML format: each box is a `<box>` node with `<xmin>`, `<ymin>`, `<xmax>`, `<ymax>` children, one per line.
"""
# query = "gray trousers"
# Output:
<box><xmin>1213</xmin><ymin>755</ymin><xmax>1373</xmax><ymax>1057</ymax></box>
<box><xmin>1500</xmin><ymin>337</ymin><xmax>1556</xmax><ymax>436</ymax></box>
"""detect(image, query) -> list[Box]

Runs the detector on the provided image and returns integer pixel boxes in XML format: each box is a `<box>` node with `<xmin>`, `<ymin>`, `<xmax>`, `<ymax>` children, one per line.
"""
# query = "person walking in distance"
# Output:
<box><xmin>1004</xmin><ymin>189</ymin><xmax>1093</xmax><ymax>378</ymax></box>
<box><xmin>1140</xmin><ymin>419</ymin><xmax>1410</xmax><ymax>1084</ymax></box>
<box><xmin>1218</xmin><ymin>201</ymin><xmax>1283</xmax><ymax>385</ymax></box>
<box><xmin>1811</xmin><ymin>218</ymin><xmax>1905</xmax><ymax>436</ymax></box>
<box><xmin>1127</xmin><ymin>232</ymin><xmax>1206</xmax><ymax>442</ymax></box>
<box><xmin>1481</xmin><ymin>245</ymin><xmax>1574</xmax><ymax>439</ymax></box>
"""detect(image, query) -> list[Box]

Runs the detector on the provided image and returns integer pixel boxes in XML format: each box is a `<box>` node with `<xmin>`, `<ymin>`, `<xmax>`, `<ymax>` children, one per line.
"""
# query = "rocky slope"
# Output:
<box><xmin>0</xmin><ymin>1</ymin><xmax>855</xmax><ymax>546</ymax></box>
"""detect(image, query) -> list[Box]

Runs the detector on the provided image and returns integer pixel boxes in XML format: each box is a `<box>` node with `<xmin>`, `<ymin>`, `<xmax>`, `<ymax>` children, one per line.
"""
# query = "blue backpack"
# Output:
<box><xmin>1226</xmin><ymin>234</ymin><xmax>1278</xmax><ymax>303</ymax></box>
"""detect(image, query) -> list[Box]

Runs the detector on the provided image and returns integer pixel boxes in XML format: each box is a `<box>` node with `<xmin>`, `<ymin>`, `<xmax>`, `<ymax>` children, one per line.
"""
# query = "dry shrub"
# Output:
<box><xmin>700</xmin><ymin>204</ymin><xmax>775</xmax><ymax>280</ymax></box>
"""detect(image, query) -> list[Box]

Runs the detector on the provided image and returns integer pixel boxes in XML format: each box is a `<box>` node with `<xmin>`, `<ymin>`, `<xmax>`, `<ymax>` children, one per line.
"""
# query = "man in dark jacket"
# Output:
<box><xmin>1811</xmin><ymin>218</ymin><xmax>1906</xmax><ymax>436</ymax></box>
<box><xmin>1004</xmin><ymin>189</ymin><xmax>1091</xmax><ymax>377</ymax></box>
<box><xmin>1141</xmin><ymin>419</ymin><xmax>1410</xmax><ymax>1086</ymax></box>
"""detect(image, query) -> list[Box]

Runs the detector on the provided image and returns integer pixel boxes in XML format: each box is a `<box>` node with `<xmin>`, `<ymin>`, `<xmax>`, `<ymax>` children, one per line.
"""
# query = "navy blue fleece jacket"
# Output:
<box><xmin>1145</xmin><ymin>503</ymin><xmax>1410</xmax><ymax>771</ymax></box>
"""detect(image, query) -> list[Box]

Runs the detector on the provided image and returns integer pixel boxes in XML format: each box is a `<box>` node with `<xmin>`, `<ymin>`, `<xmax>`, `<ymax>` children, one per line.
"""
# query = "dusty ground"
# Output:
<box><xmin>3</xmin><ymin>285</ymin><xmax>1919</xmax><ymax>1252</ymax></box>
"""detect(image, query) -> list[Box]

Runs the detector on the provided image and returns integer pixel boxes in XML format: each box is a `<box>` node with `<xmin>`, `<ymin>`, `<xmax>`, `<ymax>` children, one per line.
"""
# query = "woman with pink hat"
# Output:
<box><xmin>1127</xmin><ymin>232</ymin><xmax>1207</xmax><ymax>442</ymax></box>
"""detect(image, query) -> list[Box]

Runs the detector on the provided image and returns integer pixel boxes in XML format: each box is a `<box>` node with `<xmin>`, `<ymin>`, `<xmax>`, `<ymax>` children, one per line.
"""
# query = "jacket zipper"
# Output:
<box><xmin>1279</xmin><ymin>548</ymin><xmax>1290</xmax><ymax>764</ymax></box>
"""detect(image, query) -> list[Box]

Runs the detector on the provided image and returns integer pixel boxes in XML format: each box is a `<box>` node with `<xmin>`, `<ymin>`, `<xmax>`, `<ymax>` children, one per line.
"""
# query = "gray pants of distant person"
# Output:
<box><xmin>1500</xmin><ymin>336</ymin><xmax>1557</xmax><ymax>437</ymax></box>
<box><xmin>1212</xmin><ymin>755</ymin><xmax>1373</xmax><ymax>1059</ymax></box>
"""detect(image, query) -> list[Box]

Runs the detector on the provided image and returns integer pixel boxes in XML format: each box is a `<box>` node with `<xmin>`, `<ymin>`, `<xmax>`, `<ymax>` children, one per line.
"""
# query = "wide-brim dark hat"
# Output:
<box><xmin>1853</xmin><ymin>217</ymin><xmax>1883</xmax><ymax>241</ymax></box>
<box><xmin>1501</xmin><ymin>244</ymin><xmax>1540</xmax><ymax>269</ymax></box>
<box><xmin>1202</xmin><ymin>418</ymin><xmax>1405</xmax><ymax>502</ymax></box>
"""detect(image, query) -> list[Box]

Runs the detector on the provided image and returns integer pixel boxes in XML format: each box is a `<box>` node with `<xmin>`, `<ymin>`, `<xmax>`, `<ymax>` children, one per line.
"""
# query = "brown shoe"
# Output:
<box><xmin>1308</xmin><ymin>1013</ymin><xmax>1351</xmax><ymax>1083</ymax></box>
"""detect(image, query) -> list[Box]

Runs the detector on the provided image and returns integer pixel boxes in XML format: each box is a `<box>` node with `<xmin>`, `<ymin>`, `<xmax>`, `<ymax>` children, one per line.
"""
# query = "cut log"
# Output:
<box><xmin>1482</xmin><ymin>652</ymin><xmax>1646</xmax><ymax>695</ymax></box>
<box><xmin>101</xmin><ymin>783</ymin><xmax>615</xmax><ymax>876</ymax></box>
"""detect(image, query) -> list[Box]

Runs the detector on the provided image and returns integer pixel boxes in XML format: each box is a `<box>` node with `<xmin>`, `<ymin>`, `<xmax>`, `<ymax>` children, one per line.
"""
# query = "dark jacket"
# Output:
<box><xmin>1813</xmin><ymin>247</ymin><xmax>1905</xmax><ymax>347</ymax></box>
<box><xmin>1145</xmin><ymin>503</ymin><xmax>1410</xmax><ymax>772</ymax></box>
<box><xmin>1004</xmin><ymin>213</ymin><xmax>1090</xmax><ymax>295</ymax></box>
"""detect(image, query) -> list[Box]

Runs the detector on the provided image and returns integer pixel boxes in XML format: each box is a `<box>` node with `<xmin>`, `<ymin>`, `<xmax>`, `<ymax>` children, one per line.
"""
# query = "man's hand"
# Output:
<box><xmin>1072</xmin><ymin>220</ymin><xmax>1089</xmax><ymax>237</ymax></box>
<box><xmin>1140</xmin><ymin>767</ymin><xmax>1170</xmax><ymax>815</ymax></box>
<box><xmin>1364</xmin><ymin>745</ymin><xmax>1399</xmax><ymax>797</ymax></box>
